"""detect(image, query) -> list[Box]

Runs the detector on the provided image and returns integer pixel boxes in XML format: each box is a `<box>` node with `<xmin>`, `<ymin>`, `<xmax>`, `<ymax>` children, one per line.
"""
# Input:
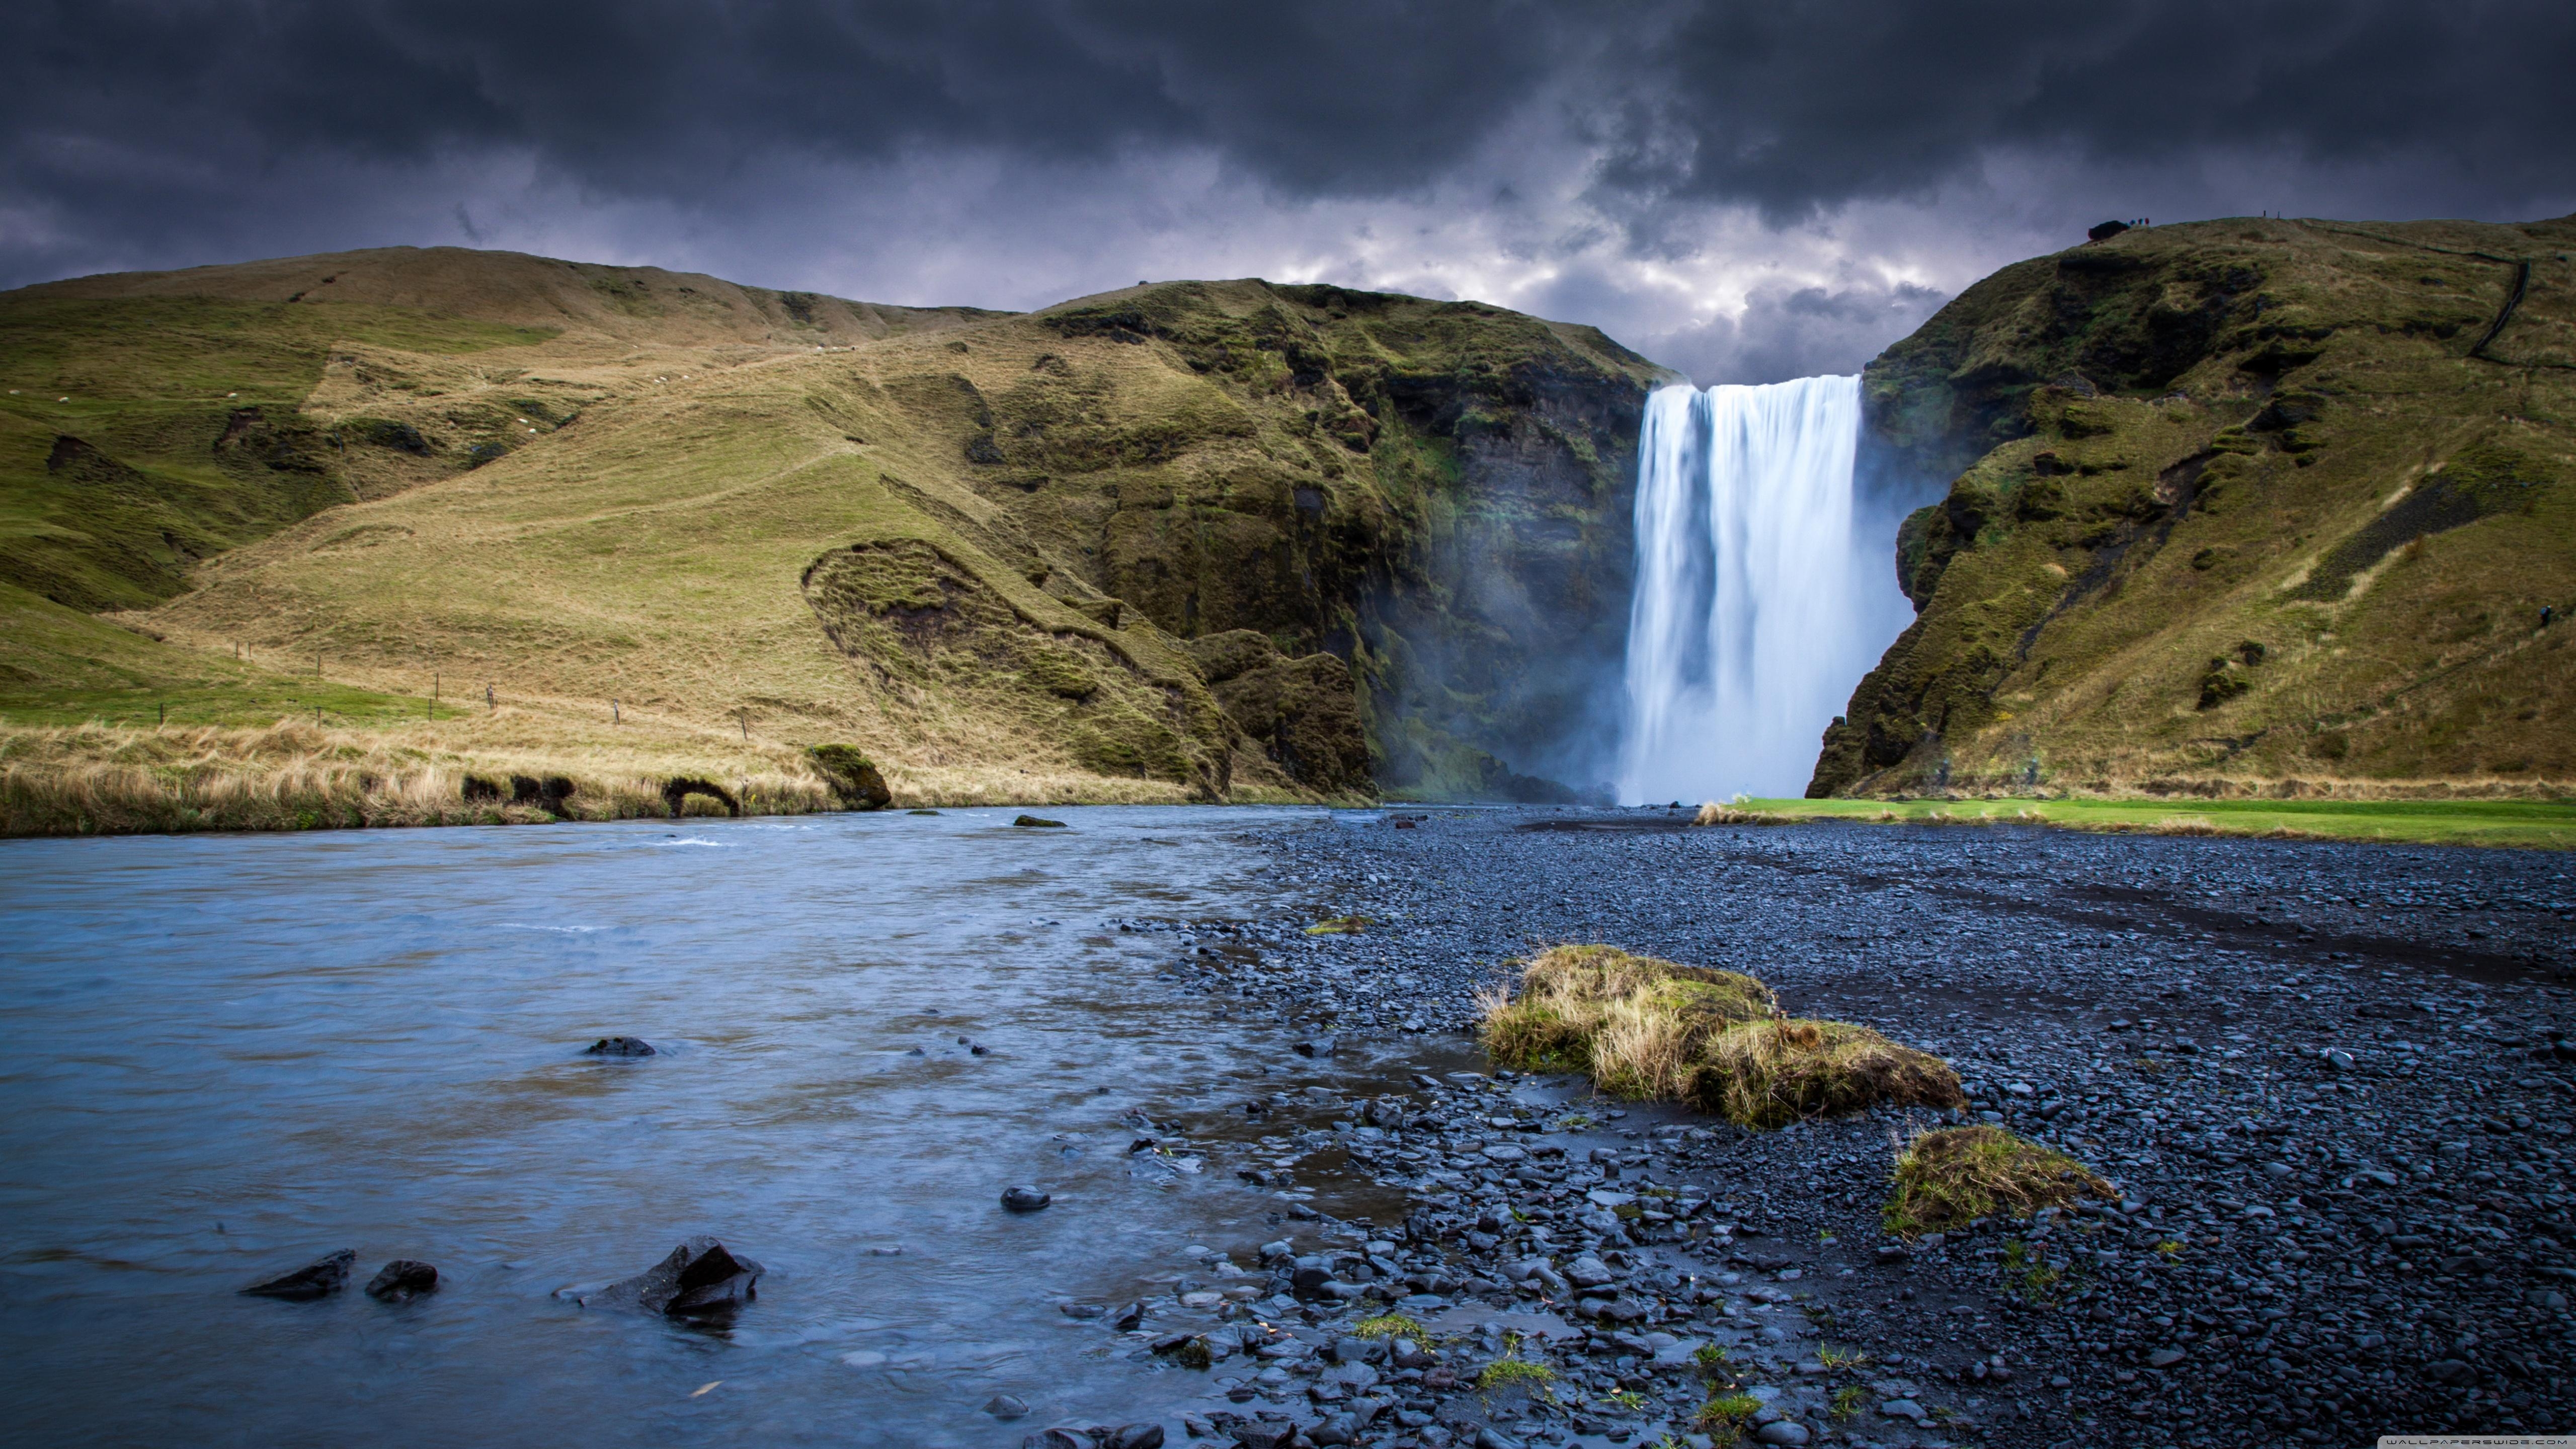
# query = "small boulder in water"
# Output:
<box><xmin>242</xmin><ymin>1249</ymin><xmax>357</xmax><ymax>1300</ymax></box>
<box><xmin>581</xmin><ymin>1237</ymin><xmax>764</xmax><ymax>1318</ymax></box>
<box><xmin>1013</xmin><ymin>814</ymin><xmax>1067</xmax><ymax>828</ymax></box>
<box><xmin>366</xmin><ymin>1259</ymin><xmax>439</xmax><ymax>1301</ymax></box>
<box><xmin>584</xmin><ymin>1036</ymin><xmax>656</xmax><ymax>1057</ymax></box>
<box><xmin>1001</xmin><ymin>1185</ymin><xmax>1053</xmax><ymax>1213</ymax></box>
<box><xmin>984</xmin><ymin>1395</ymin><xmax>1030</xmax><ymax>1420</ymax></box>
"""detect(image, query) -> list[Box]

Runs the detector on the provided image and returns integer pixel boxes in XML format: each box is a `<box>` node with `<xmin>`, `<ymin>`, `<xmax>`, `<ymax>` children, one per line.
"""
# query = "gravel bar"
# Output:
<box><xmin>1071</xmin><ymin>808</ymin><xmax>2575</xmax><ymax>1449</ymax></box>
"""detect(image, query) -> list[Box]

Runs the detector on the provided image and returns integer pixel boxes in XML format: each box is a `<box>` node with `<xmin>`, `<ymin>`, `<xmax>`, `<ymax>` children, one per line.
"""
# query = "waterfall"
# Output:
<box><xmin>1616</xmin><ymin>375</ymin><xmax>1896</xmax><ymax>803</ymax></box>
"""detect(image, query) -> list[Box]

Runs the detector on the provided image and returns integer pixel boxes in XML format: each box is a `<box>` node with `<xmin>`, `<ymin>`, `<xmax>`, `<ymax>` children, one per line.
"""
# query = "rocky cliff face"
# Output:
<box><xmin>847</xmin><ymin>279</ymin><xmax>1660</xmax><ymax>799</ymax></box>
<box><xmin>1811</xmin><ymin>215</ymin><xmax>2576</xmax><ymax>798</ymax></box>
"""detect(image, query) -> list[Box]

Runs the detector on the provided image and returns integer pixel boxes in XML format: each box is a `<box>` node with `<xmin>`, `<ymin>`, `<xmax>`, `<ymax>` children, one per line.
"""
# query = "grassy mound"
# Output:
<box><xmin>1479</xmin><ymin>945</ymin><xmax>1963</xmax><ymax>1129</ymax></box>
<box><xmin>1479</xmin><ymin>944</ymin><xmax>1774</xmax><ymax>1082</ymax></box>
<box><xmin>1883</xmin><ymin>1125</ymin><xmax>2112</xmax><ymax>1237</ymax></box>
<box><xmin>1682</xmin><ymin>1018</ymin><xmax>1968</xmax><ymax>1130</ymax></box>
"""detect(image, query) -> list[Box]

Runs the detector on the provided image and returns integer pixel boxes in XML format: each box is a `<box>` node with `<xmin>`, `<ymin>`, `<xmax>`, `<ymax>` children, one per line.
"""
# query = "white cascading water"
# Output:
<box><xmin>1617</xmin><ymin>375</ymin><xmax>1889</xmax><ymax>803</ymax></box>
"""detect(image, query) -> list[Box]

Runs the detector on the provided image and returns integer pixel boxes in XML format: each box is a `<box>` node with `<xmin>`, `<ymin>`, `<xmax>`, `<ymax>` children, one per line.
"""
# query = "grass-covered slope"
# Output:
<box><xmin>0</xmin><ymin>249</ymin><xmax>1659</xmax><ymax>829</ymax></box>
<box><xmin>1812</xmin><ymin>215</ymin><xmax>2576</xmax><ymax>800</ymax></box>
<box><xmin>1</xmin><ymin>247</ymin><xmax>998</xmax><ymax>614</ymax></box>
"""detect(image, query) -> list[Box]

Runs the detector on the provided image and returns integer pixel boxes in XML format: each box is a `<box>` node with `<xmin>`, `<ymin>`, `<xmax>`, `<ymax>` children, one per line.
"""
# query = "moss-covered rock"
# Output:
<box><xmin>805</xmin><ymin>745</ymin><xmax>892</xmax><ymax>809</ymax></box>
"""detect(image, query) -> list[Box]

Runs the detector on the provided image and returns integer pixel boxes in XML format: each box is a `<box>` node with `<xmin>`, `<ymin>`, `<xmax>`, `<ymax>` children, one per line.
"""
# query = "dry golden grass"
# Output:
<box><xmin>1480</xmin><ymin>944</ymin><xmax>1774</xmax><ymax>1081</ymax></box>
<box><xmin>1684</xmin><ymin>1019</ymin><xmax>1966</xmax><ymax>1130</ymax></box>
<box><xmin>0</xmin><ymin>693</ymin><xmax>1223</xmax><ymax>836</ymax></box>
<box><xmin>0</xmin><ymin>716</ymin><xmax>842</xmax><ymax>835</ymax></box>
<box><xmin>1480</xmin><ymin>944</ymin><xmax>1963</xmax><ymax>1129</ymax></box>
<box><xmin>1883</xmin><ymin>1125</ymin><xmax>2113</xmax><ymax>1237</ymax></box>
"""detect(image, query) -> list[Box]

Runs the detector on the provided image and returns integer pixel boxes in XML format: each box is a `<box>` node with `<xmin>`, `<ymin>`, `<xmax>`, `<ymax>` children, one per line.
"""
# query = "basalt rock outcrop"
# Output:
<box><xmin>1810</xmin><ymin>214</ymin><xmax>2576</xmax><ymax>798</ymax></box>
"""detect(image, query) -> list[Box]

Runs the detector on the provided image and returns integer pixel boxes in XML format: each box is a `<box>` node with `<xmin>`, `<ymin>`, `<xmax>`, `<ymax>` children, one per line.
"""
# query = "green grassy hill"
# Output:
<box><xmin>1812</xmin><ymin>215</ymin><xmax>2576</xmax><ymax>801</ymax></box>
<box><xmin>0</xmin><ymin>248</ymin><xmax>1659</xmax><ymax>831</ymax></box>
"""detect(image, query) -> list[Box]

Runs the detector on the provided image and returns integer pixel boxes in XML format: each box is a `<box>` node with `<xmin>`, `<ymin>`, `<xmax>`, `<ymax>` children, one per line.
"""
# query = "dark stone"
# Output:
<box><xmin>1105</xmin><ymin>1426</ymin><xmax>1166</xmax><ymax>1449</ymax></box>
<box><xmin>1293</xmin><ymin>1037</ymin><xmax>1338</xmax><ymax>1058</ymax></box>
<box><xmin>365</xmin><ymin>1259</ymin><xmax>439</xmax><ymax>1301</ymax></box>
<box><xmin>584</xmin><ymin>1036</ymin><xmax>656</xmax><ymax>1057</ymax></box>
<box><xmin>661</xmin><ymin>776</ymin><xmax>740</xmax><ymax>820</ymax></box>
<box><xmin>583</xmin><ymin>1237</ymin><xmax>764</xmax><ymax>1318</ymax></box>
<box><xmin>1014</xmin><ymin>815</ymin><xmax>1068</xmax><ymax>829</ymax></box>
<box><xmin>242</xmin><ymin>1249</ymin><xmax>357</xmax><ymax>1300</ymax></box>
<box><xmin>1021</xmin><ymin>1429</ymin><xmax>1087</xmax><ymax>1449</ymax></box>
<box><xmin>1002</xmin><ymin>1185</ymin><xmax>1053</xmax><ymax>1212</ymax></box>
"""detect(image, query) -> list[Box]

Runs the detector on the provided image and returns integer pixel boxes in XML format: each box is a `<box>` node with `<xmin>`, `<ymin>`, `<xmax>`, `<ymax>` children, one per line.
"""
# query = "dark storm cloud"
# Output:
<box><xmin>4</xmin><ymin>0</ymin><xmax>2569</xmax><ymax>355</ymax></box>
<box><xmin>3</xmin><ymin>1</ymin><xmax>1565</xmax><ymax>202</ymax></box>
<box><xmin>1600</xmin><ymin>0</ymin><xmax>2576</xmax><ymax>220</ymax></box>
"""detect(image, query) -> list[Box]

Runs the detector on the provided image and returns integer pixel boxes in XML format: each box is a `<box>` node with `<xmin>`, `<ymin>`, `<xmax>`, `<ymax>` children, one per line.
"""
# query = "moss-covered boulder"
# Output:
<box><xmin>805</xmin><ymin>745</ymin><xmax>891</xmax><ymax>809</ymax></box>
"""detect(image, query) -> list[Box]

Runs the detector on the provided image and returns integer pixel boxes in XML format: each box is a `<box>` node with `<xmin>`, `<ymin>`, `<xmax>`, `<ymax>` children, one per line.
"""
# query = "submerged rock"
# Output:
<box><xmin>1001</xmin><ymin>1185</ymin><xmax>1053</xmax><ymax>1213</ymax></box>
<box><xmin>582</xmin><ymin>1237</ymin><xmax>764</xmax><ymax>1318</ymax></box>
<box><xmin>1013</xmin><ymin>815</ymin><xmax>1068</xmax><ymax>829</ymax></box>
<box><xmin>241</xmin><ymin>1249</ymin><xmax>357</xmax><ymax>1300</ymax></box>
<box><xmin>583</xmin><ymin>1036</ymin><xmax>656</xmax><ymax>1057</ymax></box>
<box><xmin>365</xmin><ymin>1259</ymin><xmax>439</xmax><ymax>1301</ymax></box>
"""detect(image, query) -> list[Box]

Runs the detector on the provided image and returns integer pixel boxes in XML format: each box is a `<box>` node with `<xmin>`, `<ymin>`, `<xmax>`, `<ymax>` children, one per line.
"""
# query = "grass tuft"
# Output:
<box><xmin>1698</xmin><ymin>1391</ymin><xmax>1762</xmax><ymax>1433</ymax></box>
<box><xmin>1480</xmin><ymin>944</ymin><xmax>1961</xmax><ymax>1129</ymax></box>
<box><xmin>1883</xmin><ymin>1125</ymin><xmax>2112</xmax><ymax>1237</ymax></box>
<box><xmin>1475</xmin><ymin>1357</ymin><xmax>1554</xmax><ymax>1390</ymax></box>
<box><xmin>1351</xmin><ymin>1313</ymin><xmax>1425</xmax><ymax>1340</ymax></box>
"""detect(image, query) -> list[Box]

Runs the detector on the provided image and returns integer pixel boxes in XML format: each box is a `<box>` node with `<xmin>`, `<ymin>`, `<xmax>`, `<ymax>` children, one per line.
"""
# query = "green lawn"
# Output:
<box><xmin>1747</xmin><ymin>795</ymin><xmax>2576</xmax><ymax>850</ymax></box>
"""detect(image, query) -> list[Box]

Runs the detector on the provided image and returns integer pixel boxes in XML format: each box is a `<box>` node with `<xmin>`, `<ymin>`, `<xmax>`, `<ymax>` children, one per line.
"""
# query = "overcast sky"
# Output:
<box><xmin>8</xmin><ymin>1</ymin><xmax>2570</xmax><ymax>383</ymax></box>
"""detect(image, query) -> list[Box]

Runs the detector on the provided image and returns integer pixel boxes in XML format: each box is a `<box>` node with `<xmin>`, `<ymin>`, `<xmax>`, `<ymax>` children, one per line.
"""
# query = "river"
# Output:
<box><xmin>0</xmin><ymin>806</ymin><xmax>1413</xmax><ymax>1446</ymax></box>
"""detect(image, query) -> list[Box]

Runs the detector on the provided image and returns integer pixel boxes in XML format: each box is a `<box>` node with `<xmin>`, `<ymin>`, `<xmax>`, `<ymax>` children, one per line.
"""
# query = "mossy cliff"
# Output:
<box><xmin>1811</xmin><ymin>215</ymin><xmax>2576</xmax><ymax>799</ymax></box>
<box><xmin>0</xmin><ymin>248</ymin><xmax>1657</xmax><ymax>816</ymax></box>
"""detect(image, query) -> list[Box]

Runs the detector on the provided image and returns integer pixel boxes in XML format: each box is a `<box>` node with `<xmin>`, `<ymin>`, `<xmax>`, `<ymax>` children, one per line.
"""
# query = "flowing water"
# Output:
<box><xmin>0</xmin><ymin>807</ymin><xmax>1414</xmax><ymax>1447</ymax></box>
<box><xmin>1617</xmin><ymin>376</ymin><xmax>1904</xmax><ymax>803</ymax></box>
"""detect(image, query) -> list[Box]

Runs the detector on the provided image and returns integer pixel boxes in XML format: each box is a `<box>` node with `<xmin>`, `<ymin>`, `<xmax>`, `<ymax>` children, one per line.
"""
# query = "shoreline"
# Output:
<box><xmin>0</xmin><ymin>748</ymin><xmax>2565</xmax><ymax>840</ymax></box>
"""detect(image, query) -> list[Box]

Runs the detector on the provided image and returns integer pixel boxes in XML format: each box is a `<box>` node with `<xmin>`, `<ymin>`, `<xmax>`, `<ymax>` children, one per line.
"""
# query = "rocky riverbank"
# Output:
<box><xmin>1049</xmin><ymin>809</ymin><xmax>2573</xmax><ymax>1449</ymax></box>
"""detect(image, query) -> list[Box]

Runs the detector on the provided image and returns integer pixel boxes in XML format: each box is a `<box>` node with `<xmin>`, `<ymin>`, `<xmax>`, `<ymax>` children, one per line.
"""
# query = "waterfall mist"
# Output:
<box><xmin>1616</xmin><ymin>376</ymin><xmax>1910</xmax><ymax>803</ymax></box>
